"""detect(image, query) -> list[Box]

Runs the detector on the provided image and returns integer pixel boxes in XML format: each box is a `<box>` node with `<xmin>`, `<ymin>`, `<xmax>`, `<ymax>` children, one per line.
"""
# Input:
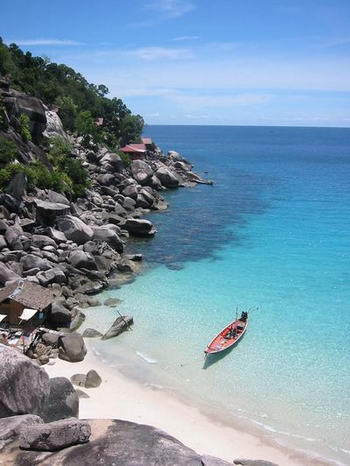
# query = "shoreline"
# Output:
<box><xmin>45</xmin><ymin>340</ymin><xmax>332</xmax><ymax>466</ymax></box>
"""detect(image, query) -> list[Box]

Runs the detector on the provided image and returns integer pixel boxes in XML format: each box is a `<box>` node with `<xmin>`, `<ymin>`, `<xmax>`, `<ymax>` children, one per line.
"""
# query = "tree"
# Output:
<box><xmin>119</xmin><ymin>114</ymin><xmax>144</xmax><ymax>146</ymax></box>
<box><xmin>56</xmin><ymin>96</ymin><xmax>78</xmax><ymax>132</ymax></box>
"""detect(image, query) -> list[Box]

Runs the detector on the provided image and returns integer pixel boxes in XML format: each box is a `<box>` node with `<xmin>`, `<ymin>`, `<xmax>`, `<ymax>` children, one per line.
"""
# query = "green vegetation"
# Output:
<box><xmin>118</xmin><ymin>151</ymin><xmax>131</xmax><ymax>167</ymax></box>
<box><xmin>18</xmin><ymin>113</ymin><xmax>32</xmax><ymax>142</ymax></box>
<box><xmin>0</xmin><ymin>38</ymin><xmax>143</xmax><ymax>196</ymax></box>
<box><xmin>0</xmin><ymin>136</ymin><xmax>17</xmax><ymax>165</ymax></box>
<box><xmin>0</xmin><ymin>38</ymin><xmax>144</xmax><ymax>146</ymax></box>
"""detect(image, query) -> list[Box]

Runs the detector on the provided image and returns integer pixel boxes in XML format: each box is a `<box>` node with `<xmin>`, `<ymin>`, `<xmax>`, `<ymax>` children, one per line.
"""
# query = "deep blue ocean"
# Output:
<box><xmin>86</xmin><ymin>125</ymin><xmax>350</xmax><ymax>464</ymax></box>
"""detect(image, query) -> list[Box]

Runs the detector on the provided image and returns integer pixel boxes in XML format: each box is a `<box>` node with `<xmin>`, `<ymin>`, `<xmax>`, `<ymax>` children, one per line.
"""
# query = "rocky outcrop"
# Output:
<box><xmin>19</xmin><ymin>417</ymin><xmax>91</xmax><ymax>451</ymax></box>
<box><xmin>0</xmin><ymin>414</ymin><xmax>43</xmax><ymax>450</ymax></box>
<box><xmin>0</xmin><ymin>344</ymin><xmax>50</xmax><ymax>418</ymax></box>
<box><xmin>102</xmin><ymin>315</ymin><xmax>133</xmax><ymax>340</ymax></box>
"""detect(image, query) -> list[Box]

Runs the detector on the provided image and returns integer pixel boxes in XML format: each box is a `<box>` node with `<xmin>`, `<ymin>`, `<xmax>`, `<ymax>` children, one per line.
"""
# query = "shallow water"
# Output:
<box><xmin>86</xmin><ymin>125</ymin><xmax>350</xmax><ymax>465</ymax></box>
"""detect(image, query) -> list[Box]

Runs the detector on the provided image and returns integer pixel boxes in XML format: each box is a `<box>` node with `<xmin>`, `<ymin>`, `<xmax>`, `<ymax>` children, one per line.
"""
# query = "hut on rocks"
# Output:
<box><xmin>0</xmin><ymin>280</ymin><xmax>55</xmax><ymax>326</ymax></box>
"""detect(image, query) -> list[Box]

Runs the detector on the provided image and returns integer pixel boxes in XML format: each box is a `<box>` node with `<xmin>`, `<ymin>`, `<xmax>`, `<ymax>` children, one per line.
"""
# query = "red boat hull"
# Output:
<box><xmin>204</xmin><ymin>317</ymin><xmax>248</xmax><ymax>354</ymax></box>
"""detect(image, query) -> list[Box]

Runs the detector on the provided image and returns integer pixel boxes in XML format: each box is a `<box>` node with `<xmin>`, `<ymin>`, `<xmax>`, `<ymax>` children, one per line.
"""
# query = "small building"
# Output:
<box><xmin>119</xmin><ymin>143</ymin><xmax>147</xmax><ymax>160</ymax></box>
<box><xmin>0</xmin><ymin>280</ymin><xmax>55</xmax><ymax>326</ymax></box>
<box><xmin>141</xmin><ymin>137</ymin><xmax>153</xmax><ymax>150</ymax></box>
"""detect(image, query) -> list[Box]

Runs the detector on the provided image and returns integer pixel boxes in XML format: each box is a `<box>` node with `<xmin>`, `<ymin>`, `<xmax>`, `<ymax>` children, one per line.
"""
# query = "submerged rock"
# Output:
<box><xmin>82</xmin><ymin>328</ymin><xmax>103</xmax><ymax>338</ymax></box>
<box><xmin>102</xmin><ymin>315</ymin><xmax>133</xmax><ymax>340</ymax></box>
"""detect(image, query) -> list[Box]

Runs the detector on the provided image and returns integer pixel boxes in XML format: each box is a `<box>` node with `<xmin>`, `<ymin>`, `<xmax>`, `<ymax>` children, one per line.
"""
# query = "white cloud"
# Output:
<box><xmin>173</xmin><ymin>36</ymin><xmax>200</xmax><ymax>41</ymax></box>
<box><xmin>147</xmin><ymin>0</ymin><xmax>194</xmax><ymax>18</ymax></box>
<box><xmin>8</xmin><ymin>39</ymin><xmax>84</xmax><ymax>46</ymax></box>
<box><xmin>126</xmin><ymin>46</ymin><xmax>193</xmax><ymax>61</ymax></box>
<box><xmin>168</xmin><ymin>93</ymin><xmax>274</xmax><ymax>109</ymax></box>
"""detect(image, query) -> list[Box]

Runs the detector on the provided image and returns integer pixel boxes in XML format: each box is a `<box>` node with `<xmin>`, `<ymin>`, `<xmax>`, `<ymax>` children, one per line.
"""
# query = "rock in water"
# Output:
<box><xmin>123</xmin><ymin>218</ymin><xmax>156</xmax><ymax>237</ymax></box>
<box><xmin>19</xmin><ymin>418</ymin><xmax>91</xmax><ymax>451</ymax></box>
<box><xmin>82</xmin><ymin>328</ymin><xmax>103</xmax><ymax>338</ymax></box>
<box><xmin>41</xmin><ymin>377</ymin><xmax>79</xmax><ymax>423</ymax></box>
<box><xmin>102</xmin><ymin>316</ymin><xmax>133</xmax><ymax>340</ymax></box>
<box><xmin>155</xmin><ymin>166</ymin><xmax>180</xmax><ymax>188</ymax></box>
<box><xmin>0</xmin><ymin>345</ymin><xmax>50</xmax><ymax>418</ymax></box>
<box><xmin>58</xmin><ymin>333</ymin><xmax>87</xmax><ymax>363</ymax></box>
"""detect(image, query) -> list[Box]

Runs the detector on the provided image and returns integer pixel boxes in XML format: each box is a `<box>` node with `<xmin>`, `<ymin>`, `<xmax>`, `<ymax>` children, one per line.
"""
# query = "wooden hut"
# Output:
<box><xmin>0</xmin><ymin>280</ymin><xmax>55</xmax><ymax>326</ymax></box>
<box><xmin>119</xmin><ymin>143</ymin><xmax>147</xmax><ymax>160</ymax></box>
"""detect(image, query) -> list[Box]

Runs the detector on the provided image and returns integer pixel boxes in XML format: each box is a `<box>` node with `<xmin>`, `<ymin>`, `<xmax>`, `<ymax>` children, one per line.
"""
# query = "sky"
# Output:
<box><xmin>2</xmin><ymin>0</ymin><xmax>350</xmax><ymax>127</ymax></box>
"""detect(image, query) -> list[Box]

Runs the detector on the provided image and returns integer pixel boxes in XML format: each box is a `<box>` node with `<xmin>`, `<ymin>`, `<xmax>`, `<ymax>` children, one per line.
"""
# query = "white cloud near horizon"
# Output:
<box><xmin>173</xmin><ymin>35</ymin><xmax>200</xmax><ymax>41</ymax></box>
<box><xmin>7</xmin><ymin>39</ymin><xmax>84</xmax><ymax>46</ymax></box>
<box><xmin>147</xmin><ymin>0</ymin><xmax>194</xmax><ymax>18</ymax></box>
<box><xmin>126</xmin><ymin>46</ymin><xmax>193</xmax><ymax>61</ymax></box>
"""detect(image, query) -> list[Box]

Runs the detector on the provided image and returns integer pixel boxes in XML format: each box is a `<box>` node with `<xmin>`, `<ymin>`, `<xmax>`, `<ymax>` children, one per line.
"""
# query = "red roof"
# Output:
<box><xmin>119</xmin><ymin>143</ymin><xmax>147</xmax><ymax>153</ymax></box>
<box><xmin>142</xmin><ymin>137</ymin><xmax>152</xmax><ymax>145</ymax></box>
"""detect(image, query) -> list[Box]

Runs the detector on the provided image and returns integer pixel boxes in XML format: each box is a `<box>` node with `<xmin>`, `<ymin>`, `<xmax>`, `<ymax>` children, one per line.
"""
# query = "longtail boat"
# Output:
<box><xmin>204</xmin><ymin>311</ymin><xmax>248</xmax><ymax>355</ymax></box>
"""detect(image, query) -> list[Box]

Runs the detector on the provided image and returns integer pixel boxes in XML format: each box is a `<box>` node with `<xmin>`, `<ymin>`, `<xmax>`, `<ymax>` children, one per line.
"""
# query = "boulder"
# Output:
<box><xmin>0</xmin><ymin>344</ymin><xmax>50</xmax><ymax>418</ymax></box>
<box><xmin>49</xmin><ymin>300</ymin><xmax>72</xmax><ymax>326</ymax></box>
<box><xmin>100</xmin><ymin>152</ymin><xmax>123</xmax><ymax>171</ymax></box>
<box><xmin>0</xmin><ymin>235</ymin><xmax>7</xmax><ymax>250</ymax></box>
<box><xmin>96</xmin><ymin>174</ymin><xmax>115</xmax><ymax>186</ymax></box>
<box><xmin>92</xmin><ymin>227</ymin><xmax>124</xmax><ymax>252</ymax></box>
<box><xmin>102</xmin><ymin>315</ymin><xmax>133</xmax><ymax>340</ymax></box>
<box><xmin>32</xmin><ymin>234</ymin><xmax>57</xmax><ymax>249</ymax></box>
<box><xmin>123</xmin><ymin>196</ymin><xmax>136</xmax><ymax>211</ymax></box>
<box><xmin>155</xmin><ymin>166</ymin><xmax>180</xmax><ymax>188</ymax></box>
<box><xmin>70</xmin><ymin>374</ymin><xmax>87</xmax><ymax>387</ymax></box>
<box><xmin>46</xmin><ymin>227</ymin><xmax>67</xmax><ymax>243</ymax></box>
<box><xmin>4</xmin><ymin>171</ymin><xmax>27</xmax><ymax>200</ymax></box>
<box><xmin>123</xmin><ymin>218</ymin><xmax>156</xmax><ymax>237</ymax></box>
<box><xmin>0</xmin><ymin>193</ymin><xmax>22</xmax><ymax>213</ymax></box>
<box><xmin>36</xmin><ymin>267</ymin><xmax>67</xmax><ymax>286</ymax></box>
<box><xmin>131</xmin><ymin>160</ymin><xmax>153</xmax><ymax>185</ymax></box>
<box><xmin>41</xmin><ymin>377</ymin><xmax>79</xmax><ymax>423</ymax></box>
<box><xmin>58</xmin><ymin>333</ymin><xmax>87</xmax><ymax>362</ymax></box>
<box><xmin>202</xmin><ymin>456</ymin><xmax>231</xmax><ymax>465</ymax></box>
<box><xmin>57</xmin><ymin>215</ymin><xmax>94</xmax><ymax>245</ymax></box>
<box><xmin>20</xmin><ymin>254</ymin><xmax>51</xmax><ymax>271</ymax></box>
<box><xmin>122</xmin><ymin>184</ymin><xmax>138</xmax><ymax>200</ymax></box>
<box><xmin>69</xmin><ymin>250</ymin><xmax>97</xmax><ymax>270</ymax></box>
<box><xmin>19</xmin><ymin>418</ymin><xmax>91</xmax><ymax>451</ymax></box>
<box><xmin>82</xmin><ymin>328</ymin><xmax>103</xmax><ymax>338</ymax></box>
<box><xmin>43</xmin><ymin>110</ymin><xmax>68</xmax><ymax>140</ymax></box>
<box><xmin>0</xmin><ymin>414</ymin><xmax>43</xmax><ymax>449</ymax></box>
<box><xmin>34</xmin><ymin>199</ymin><xmax>70</xmax><ymax>225</ymax></box>
<box><xmin>0</xmin><ymin>262</ymin><xmax>20</xmax><ymax>285</ymax></box>
<box><xmin>85</xmin><ymin>370</ymin><xmax>102</xmax><ymax>388</ymax></box>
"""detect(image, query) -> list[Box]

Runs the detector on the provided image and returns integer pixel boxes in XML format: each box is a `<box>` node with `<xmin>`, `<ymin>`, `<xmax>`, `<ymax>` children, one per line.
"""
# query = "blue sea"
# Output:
<box><xmin>85</xmin><ymin>125</ymin><xmax>350</xmax><ymax>465</ymax></box>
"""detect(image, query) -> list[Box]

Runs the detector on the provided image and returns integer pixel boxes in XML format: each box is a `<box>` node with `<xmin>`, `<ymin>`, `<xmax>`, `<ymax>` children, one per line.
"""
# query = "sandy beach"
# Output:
<box><xmin>45</xmin><ymin>343</ymin><xmax>320</xmax><ymax>466</ymax></box>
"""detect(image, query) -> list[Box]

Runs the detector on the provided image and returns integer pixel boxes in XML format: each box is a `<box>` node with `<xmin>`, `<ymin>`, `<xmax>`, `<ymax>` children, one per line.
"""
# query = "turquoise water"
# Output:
<box><xmin>86</xmin><ymin>126</ymin><xmax>350</xmax><ymax>464</ymax></box>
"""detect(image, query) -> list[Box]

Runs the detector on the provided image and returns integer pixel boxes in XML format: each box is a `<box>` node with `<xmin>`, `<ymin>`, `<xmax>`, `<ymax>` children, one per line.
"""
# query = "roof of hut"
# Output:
<box><xmin>0</xmin><ymin>280</ymin><xmax>55</xmax><ymax>311</ymax></box>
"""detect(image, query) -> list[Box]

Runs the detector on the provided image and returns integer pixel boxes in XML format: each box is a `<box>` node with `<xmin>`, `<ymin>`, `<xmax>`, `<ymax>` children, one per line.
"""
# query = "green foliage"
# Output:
<box><xmin>18</xmin><ymin>113</ymin><xmax>31</xmax><ymax>142</ymax></box>
<box><xmin>0</xmin><ymin>39</ymin><xmax>144</xmax><ymax>146</ymax></box>
<box><xmin>118</xmin><ymin>151</ymin><xmax>131</xmax><ymax>167</ymax></box>
<box><xmin>0</xmin><ymin>136</ymin><xmax>17</xmax><ymax>165</ymax></box>
<box><xmin>48</xmin><ymin>135</ymin><xmax>72</xmax><ymax>165</ymax></box>
<box><xmin>119</xmin><ymin>114</ymin><xmax>144</xmax><ymax>146</ymax></box>
<box><xmin>75</xmin><ymin>110</ymin><xmax>96</xmax><ymax>145</ymax></box>
<box><xmin>55</xmin><ymin>96</ymin><xmax>77</xmax><ymax>132</ymax></box>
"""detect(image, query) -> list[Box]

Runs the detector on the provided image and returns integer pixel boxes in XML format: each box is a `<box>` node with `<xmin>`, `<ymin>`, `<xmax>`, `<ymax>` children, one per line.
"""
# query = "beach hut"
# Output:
<box><xmin>119</xmin><ymin>143</ymin><xmax>147</xmax><ymax>160</ymax></box>
<box><xmin>0</xmin><ymin>280</ymin><xmax>55</xmax><ymax>326</ymax></box>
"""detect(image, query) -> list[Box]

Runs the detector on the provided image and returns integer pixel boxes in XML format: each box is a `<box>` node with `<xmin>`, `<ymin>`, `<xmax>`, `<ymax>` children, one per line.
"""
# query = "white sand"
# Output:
<box><xmin>44</xmin><ymin>345</ymin><xmax>325</xmax><ymax>466</ymax></box>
